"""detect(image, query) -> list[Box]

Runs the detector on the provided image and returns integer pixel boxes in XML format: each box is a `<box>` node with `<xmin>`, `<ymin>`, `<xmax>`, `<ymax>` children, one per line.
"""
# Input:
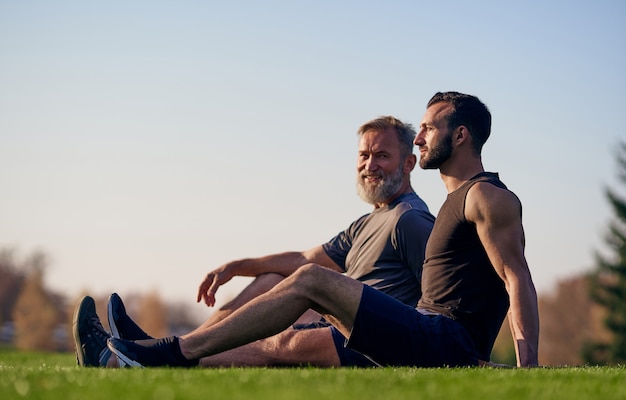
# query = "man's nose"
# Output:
<box><xmin>364</xmin><ymin>157</ymin><xmax>378</xmax><ymax>171</ymax></box>
<box><xmin>414</xmin><ymin>131</ymin><xmax>425</xmax><ymax>146</ymax></box>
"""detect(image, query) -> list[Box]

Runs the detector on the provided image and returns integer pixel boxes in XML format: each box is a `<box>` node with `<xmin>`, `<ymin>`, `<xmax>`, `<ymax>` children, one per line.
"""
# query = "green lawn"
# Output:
<box><xmin>1</xmin><ymin>350</ymin><xmax>624</xmax><ymax>400</ymax></box>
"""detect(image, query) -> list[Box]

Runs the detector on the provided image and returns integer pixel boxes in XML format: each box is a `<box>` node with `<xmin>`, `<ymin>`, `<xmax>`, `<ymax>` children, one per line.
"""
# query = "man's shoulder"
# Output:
<box><xmin>466</xmin><ymin>181</ymin><xmax>522</xmax><ymax>222</ymax></box>
<box><xmin>395</xmin><ymin>197</ymin><xmax>436</xmax><ymax>227</ymax></box>
<box><xmin>396</xmin><ymin>192</ymin><xmax>431</xmax><ymax>213</ymax></box>
<box><xmin>468</xmin><ymin>179</ymin><xmax>519</xmax><ymax>206</ymax></box>
<box><xmin>400</xmin><ymin>196</ymin><xmax>435</xmax><ymax>225</ymax></box>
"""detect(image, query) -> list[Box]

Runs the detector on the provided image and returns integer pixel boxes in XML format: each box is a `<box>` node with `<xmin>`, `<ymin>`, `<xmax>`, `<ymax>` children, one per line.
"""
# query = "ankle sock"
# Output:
<box><xmin>169</xmin><ymin>336</ymin><xmax>199</xmax><ymax>367</ymax></box>
<box><xmin>139</xmin><ymin>336</ymin><xmax>199</xmax><ymax>367</ymax></box>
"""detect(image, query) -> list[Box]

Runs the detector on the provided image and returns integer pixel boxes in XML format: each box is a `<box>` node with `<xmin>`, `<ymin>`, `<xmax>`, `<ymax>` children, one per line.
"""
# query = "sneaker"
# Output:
<box><xmin>107</xmin><ymin>293</ymin><xmax>153</xmax><ymax>340</ymax></box>
<box><xmin>72</xmin><ymin>296</ymin><xmax>114</xmax><ymax>367</ymax></box>
<box><xmin>108</xmin><ymin>337</ymin><xmax>199</xmax><ymax>368</ymax></box>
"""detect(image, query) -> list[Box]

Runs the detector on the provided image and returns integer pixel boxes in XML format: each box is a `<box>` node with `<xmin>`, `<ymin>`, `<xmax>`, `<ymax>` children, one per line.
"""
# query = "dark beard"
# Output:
<box><xmin>356</xmin><ymin>165</ymin><xmax>405</xmax><ymax>205</ymax></box>
<box><xmin>419</xmin><ymin>132</ymin><xmax>453</xmax><ymax>170</ymax></box>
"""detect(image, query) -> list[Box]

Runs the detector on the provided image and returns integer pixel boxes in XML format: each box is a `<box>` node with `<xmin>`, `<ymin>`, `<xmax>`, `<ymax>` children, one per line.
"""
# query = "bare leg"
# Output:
<box><xmin>196</xmin><ymin>273</ymin><xmax>285</xmax><ymax>330</ymax></box>
<box><xmin>199</xmin><ymin>327</ymin><xmax>340</xmax><ymax>367</ymax></box>
<box><xmin>195</xmin><ymin>273</ymin><xmax>323</xmax><ymax>332</ymax></box>
<box><xmin>179</xmin><ymin>264</ymin><xmax>363</xmax><ymax>360</ymax></box>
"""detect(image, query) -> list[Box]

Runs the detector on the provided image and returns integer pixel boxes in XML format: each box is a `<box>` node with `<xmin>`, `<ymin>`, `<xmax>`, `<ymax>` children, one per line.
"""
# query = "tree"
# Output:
<box><xmin>136</xmin><ymin>290</ymin><xmax>169</xmax><ymax>338</ymax></box>
<box><xmin>0</xmin><ymin>249</ymin><xmax>26</xmax><ymax>326</ymax></box>
<box><xmin>538</xmin><ymin>276</ymin><xmax>606</xmax><ymax>366</ymax></box>
<box><xmin>585</xmin><ymin>141</ymin><xmax>626</xmax><ymax>365</ymax></box>
<box><xmin>12</xmin><ymin>252</ymin><xmax>60</xmax><ymax>351</ymax></box>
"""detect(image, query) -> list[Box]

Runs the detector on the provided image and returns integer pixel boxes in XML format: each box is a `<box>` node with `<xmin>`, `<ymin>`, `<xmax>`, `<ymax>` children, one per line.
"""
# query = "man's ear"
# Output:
<box><xmin>454</xmin><ymin>125</ymin><xmax>470</xmax><ymax>146</ymax></box>
<box><xmin>404</xmin><ymin>153</ymin><xmax>417</xmax><ymax>173</ymax></box>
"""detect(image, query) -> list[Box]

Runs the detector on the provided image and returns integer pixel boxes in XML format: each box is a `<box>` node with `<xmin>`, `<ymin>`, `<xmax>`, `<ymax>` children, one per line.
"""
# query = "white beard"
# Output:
<box><xmin>356</xmin><ymin>165</ymin><xmax>404</xmax><ymax>205</ymax></box>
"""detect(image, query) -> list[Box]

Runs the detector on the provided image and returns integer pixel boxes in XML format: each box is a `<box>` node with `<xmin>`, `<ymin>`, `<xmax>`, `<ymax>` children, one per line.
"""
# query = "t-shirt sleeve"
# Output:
<box><xmin>321</xmin><ymin>216</ymin><xmax>366</xmax><ymax>273</ymax></box>
<box><xmin>393</xmin><ymin>210</ymin><xmax>435</xmax><ymax>282</ymax></box>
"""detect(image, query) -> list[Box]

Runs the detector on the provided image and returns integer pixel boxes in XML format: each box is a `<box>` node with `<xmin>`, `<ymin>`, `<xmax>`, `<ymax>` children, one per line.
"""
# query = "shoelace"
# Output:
<box><xmin>88</xmin><ymin>315</ymin><xmax>110</xmax><ymax>342</ymax></box>
<box><xmin>87</xmin><ymin>315</ymin><xmax>116</xmax><ymax>366</ymax></box>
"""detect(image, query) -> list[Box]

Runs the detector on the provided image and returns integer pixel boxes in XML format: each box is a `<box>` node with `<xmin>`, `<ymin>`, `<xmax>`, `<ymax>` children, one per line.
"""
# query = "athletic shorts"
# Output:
<box><xmin>346</xmin><ymin>285</ymin><xmax>479</xmax><ymax>367</ymax></box>
<box><xmin>292</xmin><ymin>320</ymin><xmax>376</xmax><ymax>367</ymax></box>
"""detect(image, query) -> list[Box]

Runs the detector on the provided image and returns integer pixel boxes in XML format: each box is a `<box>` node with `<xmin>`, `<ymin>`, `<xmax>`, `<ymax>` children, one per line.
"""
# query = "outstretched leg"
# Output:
<box><xmin>199</xmin><ymin>327</ymin><xmax>340</xmax><ymax>367</ymax></box>
<box><xmin>195</xmin><ymin>273</ymin><xmax>285</xmax><ymax>330</ymax></box>
<box><xmin>180</xmin><ymin>264</ymin><xmax>363</xmax><ymax>359</ymax></box>
<box><xmin>108</xmin><ymin>264</ymin><xmax>364</xmax><ymax>366</ymax></box>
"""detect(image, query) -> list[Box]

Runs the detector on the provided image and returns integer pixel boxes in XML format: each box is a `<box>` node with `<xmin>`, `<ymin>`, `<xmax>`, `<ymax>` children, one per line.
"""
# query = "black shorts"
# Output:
<box><xmin>347</xmin><ymin>285</ymin><xmax>479</xmax><ymax>367</ymax></box>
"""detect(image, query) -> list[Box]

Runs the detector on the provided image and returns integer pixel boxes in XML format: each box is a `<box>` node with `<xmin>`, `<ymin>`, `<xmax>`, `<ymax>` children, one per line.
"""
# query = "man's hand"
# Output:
<box><xmin>196</xmin><ymin>264</ymin><xmax>235</xmax><ymax>307</ymax></box>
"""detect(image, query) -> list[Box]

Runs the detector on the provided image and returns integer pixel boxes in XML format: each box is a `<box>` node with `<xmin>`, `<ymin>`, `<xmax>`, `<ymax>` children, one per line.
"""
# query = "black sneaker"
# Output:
<box><xmin>73</xmin><ymin>296</ymin><xmax>114</xmax><ymax>367</ymax></box>
<box><xmin>107</xmin><ymin>293</ymin><xmax>153</xmax><ymax>340</ymax></box>
<box><xmin>108</xmin><ymin>337</ymin><xmax>199</xmax><ymax>368</ymax></box>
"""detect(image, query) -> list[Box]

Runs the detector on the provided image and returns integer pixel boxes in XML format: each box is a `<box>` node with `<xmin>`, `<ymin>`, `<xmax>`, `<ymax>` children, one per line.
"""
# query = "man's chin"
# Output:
<box><xmin>357</xmin><ymin>188</ymin><xmax>380</xmax><ymax>205</ymax></box>
<box><xmin>419</xmin><ymin>161</ymin><xmax>440</xmax><ymax>170</ymax></box>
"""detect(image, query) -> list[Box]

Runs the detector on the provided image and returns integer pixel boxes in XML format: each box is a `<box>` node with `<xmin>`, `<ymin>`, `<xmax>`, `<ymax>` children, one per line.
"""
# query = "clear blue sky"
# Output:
<box><xmin>1</xmin><ymin>1</ymin><xmax>625</xmax><ymax>307</ymax></box>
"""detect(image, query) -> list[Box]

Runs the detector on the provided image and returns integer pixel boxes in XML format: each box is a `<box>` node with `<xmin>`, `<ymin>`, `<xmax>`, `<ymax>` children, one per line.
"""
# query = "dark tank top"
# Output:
<box><xmin>417</xmin><ymin>172</ymin><xmax>511</xmax><ymax>360</ymax></box>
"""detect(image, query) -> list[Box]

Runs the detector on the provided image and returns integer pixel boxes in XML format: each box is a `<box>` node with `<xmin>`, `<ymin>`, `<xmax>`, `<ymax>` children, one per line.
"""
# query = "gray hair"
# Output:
<box><xmin>357</xmin><ymin>116</ymin><xmax>416</xmax><ymax>158</ymax></box>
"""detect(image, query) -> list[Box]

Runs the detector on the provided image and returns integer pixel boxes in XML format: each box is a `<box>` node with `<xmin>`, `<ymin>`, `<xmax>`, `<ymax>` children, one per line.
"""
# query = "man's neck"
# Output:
<box><xmin>439</xmin><ymin>159</ymin><xmax>484</xmax><ymax>194</ymax></box>
<box><xmin>374</xmin><ymin>184</ymin><xmax>414</xmax><ymax>209</ymax></box>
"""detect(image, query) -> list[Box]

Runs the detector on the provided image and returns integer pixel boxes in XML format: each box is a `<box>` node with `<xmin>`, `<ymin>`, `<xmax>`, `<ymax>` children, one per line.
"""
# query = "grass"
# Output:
<box><xmin>1</xmin><ymin>350</ymin><xmax>625</xmax><ymax>400</ymax></box>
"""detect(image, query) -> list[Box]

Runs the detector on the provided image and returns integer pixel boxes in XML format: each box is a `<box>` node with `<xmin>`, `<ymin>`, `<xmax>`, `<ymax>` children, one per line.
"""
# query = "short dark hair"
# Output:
<box><xmin>357</xmin><ymin>116</ymin><xmax>416</xmax><ymax>158</ymax></box>
<box><xmin>427</xmin><ymin>92</ymin><xmax>491</xmax><ymax>154</ymax></box>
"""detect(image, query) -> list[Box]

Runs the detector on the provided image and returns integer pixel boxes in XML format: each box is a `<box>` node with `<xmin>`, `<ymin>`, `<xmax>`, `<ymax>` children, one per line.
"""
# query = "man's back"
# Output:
<box><xmin>418</xmin><ymin>172</ymin><xmax>510</xmax><ymax>359</ymax></box>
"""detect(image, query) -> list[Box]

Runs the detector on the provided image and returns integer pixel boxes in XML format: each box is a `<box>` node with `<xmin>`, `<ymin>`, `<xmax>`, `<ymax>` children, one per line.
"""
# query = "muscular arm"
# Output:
<box><xmin>197</xmin><ymin>245</ymin><xmax>342</xmax><ymax>306</ymax></box>
<box><xmin>465</xmin><ymin>183</ymin><xmax>539</xmax><ymax>367</ymax></box>
<box><xmin>229</xmin><ymin>246</ymin><xmax>342</xmax><ymax>277</ymax></box>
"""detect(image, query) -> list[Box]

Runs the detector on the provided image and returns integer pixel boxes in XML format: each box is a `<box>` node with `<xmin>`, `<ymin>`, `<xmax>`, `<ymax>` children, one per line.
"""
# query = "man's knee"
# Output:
<box><xmin>290</xmin><ymin>263</ymin><xmax>330</xmax><ymax>291</ymax></box>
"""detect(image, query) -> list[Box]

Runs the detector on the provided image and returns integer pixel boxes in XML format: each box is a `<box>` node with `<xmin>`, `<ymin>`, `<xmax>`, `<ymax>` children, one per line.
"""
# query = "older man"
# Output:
<box><xmin>74</xmin><ymin>115</ymin><xmax>435</xmax><ymax>368</ymax></box>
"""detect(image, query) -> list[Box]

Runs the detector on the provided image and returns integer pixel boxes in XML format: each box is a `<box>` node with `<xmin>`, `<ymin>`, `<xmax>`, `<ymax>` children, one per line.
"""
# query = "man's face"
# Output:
<box><xmin>356</xmin><ymin>128</ymin><xmax>407</xmax><ymax>205</ymax></box>
<box><xmin>415</xmin><ymin>102</ymin><xmax>454</xmax><ymax>170</ymax></box>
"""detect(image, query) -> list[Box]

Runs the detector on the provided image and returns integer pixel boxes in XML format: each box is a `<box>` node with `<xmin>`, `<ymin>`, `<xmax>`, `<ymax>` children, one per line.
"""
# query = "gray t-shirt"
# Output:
<box><xmin>322</xmin><ymin>192</ymin><xmax>435</xmax><ymax>307</ymax></box>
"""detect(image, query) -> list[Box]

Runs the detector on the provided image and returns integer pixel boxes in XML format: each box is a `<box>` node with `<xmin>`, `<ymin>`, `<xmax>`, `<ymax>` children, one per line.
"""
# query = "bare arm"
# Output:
<box><xmin>197</xmin><ymin>245</ymin><xmax>342</xmax><ymax>307</ymax></box>
<box><xmin>466</xmin><ymin>182</ymin><xmax>539</xmax><ymax>367</ymax></box>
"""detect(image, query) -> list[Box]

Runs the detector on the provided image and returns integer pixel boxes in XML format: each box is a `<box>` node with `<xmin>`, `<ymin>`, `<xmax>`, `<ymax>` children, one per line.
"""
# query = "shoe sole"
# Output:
<box><xmin>72</xmin><ymin>296</ymin><xmax>93</xmax><ymax>366</ymax></box>
<box><xmin>107</xmin><ymin>340</ymin><xmax>144</xmax><ymax>368</ymax></box>
<box><xmin>107</xmin><ymin>294</ymin><xmax>121</xmax><ymax>339</ymax></box>
<box><xmin>106</xmin><ymin>294</ymin><xmax>128</xmax><ymax>367</ymax></box>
